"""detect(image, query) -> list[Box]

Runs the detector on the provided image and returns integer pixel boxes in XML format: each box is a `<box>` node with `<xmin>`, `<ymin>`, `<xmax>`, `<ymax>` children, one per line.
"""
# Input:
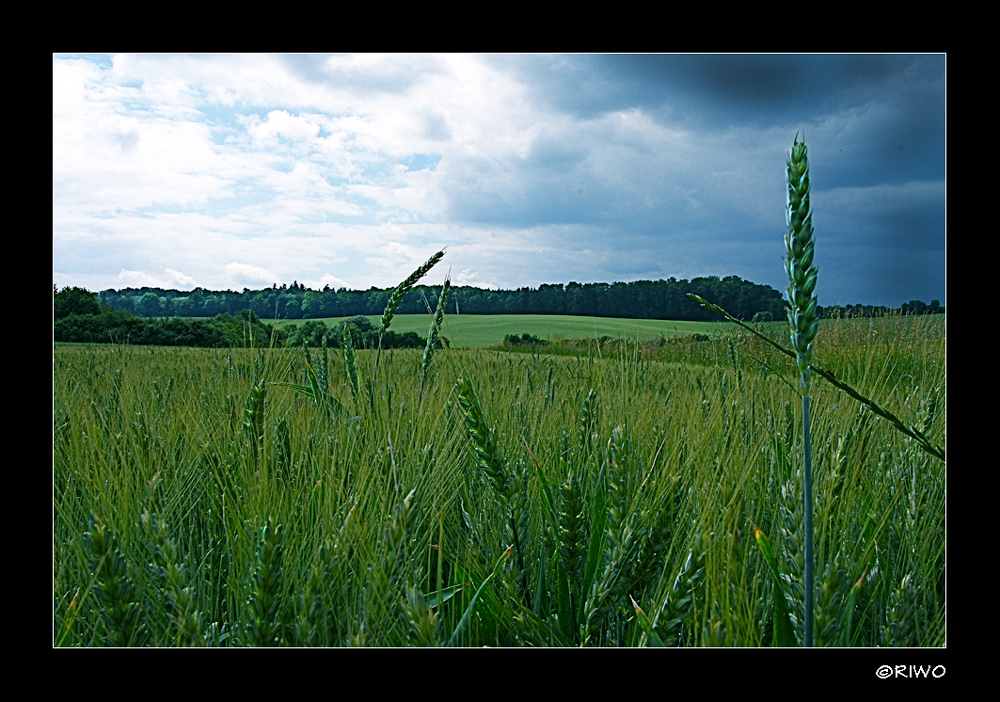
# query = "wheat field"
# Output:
<box><xmin>52</xmin><ymin>310</ymin><xmax>944</xmax><ymax>647</ymax></box>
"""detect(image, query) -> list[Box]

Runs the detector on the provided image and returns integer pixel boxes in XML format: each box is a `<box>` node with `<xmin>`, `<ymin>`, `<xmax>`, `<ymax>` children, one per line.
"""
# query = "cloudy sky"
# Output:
<box><xmin>53</xmin><ymin>53</ymin><xmax>946</xmax><ymax>307</ymax></box>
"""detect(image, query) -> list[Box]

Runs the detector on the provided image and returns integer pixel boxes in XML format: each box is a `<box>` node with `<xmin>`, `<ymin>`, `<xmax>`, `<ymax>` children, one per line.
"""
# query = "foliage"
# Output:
<box><xmin>54</xmin><ymin>285</ymin><xmax>103</xmax><ymax>319</ymax></box>
<box><xmin>53</xmin><ymin>306</ymin><xmax>273</xmax><ymax>348</ymax></box>
<box><xmin>90</xmin><ymin>276</ymin><xmax>940</xmax><ymax>324</ymax></box>
<box><xmin>274</xmin><ymin>316</ymin><xmax>432</xmax><ymax>351</ymax></box>
<box><xmin>502</xmin><ymin>332</ymin><xmax>548</xmax><ymax>348</ymax></box>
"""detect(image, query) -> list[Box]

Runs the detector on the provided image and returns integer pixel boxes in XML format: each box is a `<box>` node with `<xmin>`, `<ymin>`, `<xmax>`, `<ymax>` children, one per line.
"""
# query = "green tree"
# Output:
<box><xmin>300</xmin><ymin>291</ymin><xmax>329</xmax><ymax>319</ymax></box>
<box><xmin>286</xmin><ymin>320</ymin><xmax>330</xmax><ymax>348</ymax></box>
<box><xmin>54</xmin><ymin>286</ymin><xmax>102</xmax><ymax>319</ymax></box>
<box><xmin>135</xmin><ymin>292</ymin><xmax>165</xmax><ymax>317</ymax></box>
<box><xmin>335</xmin><ymin>315</ymin><xmax>379</xmax><ymax>349</ymax></box>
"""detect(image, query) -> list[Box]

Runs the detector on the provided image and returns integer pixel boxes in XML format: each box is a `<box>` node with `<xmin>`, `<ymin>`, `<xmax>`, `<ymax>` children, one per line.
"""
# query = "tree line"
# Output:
<box><xmin>54</xmin><ymin>276</ymin><xmax>944</xmax><ymax>348</ymax></box>
<box><xmin>89</xmin><ymin>275</ymin><xmax>806</xmax><ymax>323</ymax></box>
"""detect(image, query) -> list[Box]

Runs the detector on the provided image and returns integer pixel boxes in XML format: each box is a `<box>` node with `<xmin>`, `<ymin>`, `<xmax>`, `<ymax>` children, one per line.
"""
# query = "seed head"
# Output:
<box><xmin>784</xmin><ymin>135</ymin><xmax>819</xmax><ymax>390</ymax></box>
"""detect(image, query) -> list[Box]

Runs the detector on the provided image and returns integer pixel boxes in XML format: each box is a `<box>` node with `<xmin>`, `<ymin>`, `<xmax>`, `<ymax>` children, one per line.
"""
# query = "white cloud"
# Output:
<box><xmin>115</xmin><ymin>268</ymin><xmax>197</xmax><ymax>290</ymax></box>
<box><xmin>314</xmin><ymin>273</ymin><xmax>353</xmax><ymax>291</ymax></box>
<box><xmin>115</xmin><ymin>270</ymin><xmax>162</xmax><ymax>288</ymax></box>
<box><xmin>248</xmin><ymin>110</ymin><xmax>322</xmax><ymax>149</ymax></box>
<box><xmin>454</xmin><ymin>268</ymin><xmax>498</xmax><ymax>290</ymax></box>
<box><xmin>225</xmin><ymin>262</ymin><xmax>279</xmax><ymax>288</ymax></box>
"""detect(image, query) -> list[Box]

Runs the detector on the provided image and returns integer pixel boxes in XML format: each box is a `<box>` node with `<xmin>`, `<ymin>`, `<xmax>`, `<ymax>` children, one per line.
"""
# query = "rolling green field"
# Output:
<box><xmin>274</xmin><ymin>314</ymin><xmax>733</xmax><ymax>348</ymax></box>
<box><xmin>53</xmin><ymin>312</ymin><xmax>945</xmax><ymax>647</ymax></box>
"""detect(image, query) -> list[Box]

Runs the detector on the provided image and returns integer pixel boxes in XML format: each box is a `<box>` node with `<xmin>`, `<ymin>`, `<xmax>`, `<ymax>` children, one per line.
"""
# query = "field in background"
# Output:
<box><xmin>273</xmin><ymin>314</ymin><xmax>733</xmax><ymax>348</ymax></box>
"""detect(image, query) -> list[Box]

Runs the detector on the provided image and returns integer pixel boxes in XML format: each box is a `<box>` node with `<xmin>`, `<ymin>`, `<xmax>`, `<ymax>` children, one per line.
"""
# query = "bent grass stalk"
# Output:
<box><xmin>276</xmin><ymin>249</ymin><xmax>445</xmax><ymax>418</ymax></box>
<box><xmin>343</xmin><ymin>323</ymin><xmax>360</xmax><ymax>413</ymax></box>
<box><xmin>420</xmin><ymin>274</ymin><xmax>451</xmax><ymax>405</ymax></box>
<box><xmin>368</xmin><ymin>249</ymin><xmax>446</xmax><ymax>412</ymax></box>
<box><xmin>377</xmin><ymin>249</ymin><xmax>445</xmax><ymax>371</ymax></box>
<box><xmin>687</xmin><ymin>293</ymin><xmax>944</xmax><ymax>462</ymax></box>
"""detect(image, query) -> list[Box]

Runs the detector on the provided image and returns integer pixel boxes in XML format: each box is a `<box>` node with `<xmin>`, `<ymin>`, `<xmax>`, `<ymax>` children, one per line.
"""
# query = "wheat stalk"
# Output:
<box><xmin>455</xmin><ymin>376</ymin><xmax>530</xmax><ymax>604</ymax></box>
<box><xmin>247</xmin><ymin>521</ymin><xmax>284</xmax><ymax>646</ymax></box>
<box><xmin>140</xmin><ymin>511</ymin><xmax>206</xmax><ymax>646</ymax></box>
<box><xmin>455</xmin><ymin>377</ymin><xmax>513</xmax><ymax>501</ymax></box>
<box><xmin>785</xmin><ymin>134</ymin><xmax>819</xmax><ymax>393</ymax></box>
<box><xmin>83</xmin><ymin>513</ymin><xmax>147</xmax><ymax>646</ymax></box>
<box><xmin>785</xmin><ymin>133</ymin><xmax>818</xmax><ymax>647</ymax></box>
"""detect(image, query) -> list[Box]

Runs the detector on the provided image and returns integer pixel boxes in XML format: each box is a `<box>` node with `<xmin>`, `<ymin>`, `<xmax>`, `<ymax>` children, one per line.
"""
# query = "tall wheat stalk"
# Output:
<box><xmin>785</xmin><ymin>133</ymin><xmax>819</xmax><ymax>646</ymax></box>
<box><xmin>689</xmin><ymin>134</ymin><xmax>827</xmax><ymax>646</ymax></box>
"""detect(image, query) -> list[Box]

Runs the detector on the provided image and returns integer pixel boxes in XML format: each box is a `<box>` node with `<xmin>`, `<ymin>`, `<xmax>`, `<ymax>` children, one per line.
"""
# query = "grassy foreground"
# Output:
<box><xmin>53</xmin><ymin>312</ymin><xmax>944</xmax><ymax>647</ymax></box>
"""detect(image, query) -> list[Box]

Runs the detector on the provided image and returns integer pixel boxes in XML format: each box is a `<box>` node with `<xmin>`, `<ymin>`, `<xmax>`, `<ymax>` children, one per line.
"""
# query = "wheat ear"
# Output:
<box><xmin>380</xmin><ymin>249</ymin><xmax>445</xmax><ymax>334</ymax></box>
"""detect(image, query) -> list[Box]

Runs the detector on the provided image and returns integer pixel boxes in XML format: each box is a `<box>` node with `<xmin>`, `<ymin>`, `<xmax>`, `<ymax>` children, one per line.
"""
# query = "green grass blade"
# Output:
<box><xmin>754</xmin><ymin>526</ymin><xmax>797</xmax><ymax>647</ymax></box>
<box><xmin>426</xmin><ymin>583</ymin><xmax>466</xmax><ymax>608</ymax></box>
<box><xmin>555</xmin><ymin>555</ymin><xmax>575</xmax><ymax>642</ymax></box>
<box><xmin>630</xmin><ymin>595</ymin><xmax>665</xmax><ymax>647</ymax></box>
<box><xmin>272</xmin><ymin>375</ymin><xmax>344</xmax><ymax>415</ymax></box>
<box><xmin>840</xmin><ymin>571</ymin><xmax>866</xmax><ymax>647</ymax></box>
<box><xmin>448</xmin><ymin>546</ymin><xmax>512</xmax><ymax>647</ymax></box>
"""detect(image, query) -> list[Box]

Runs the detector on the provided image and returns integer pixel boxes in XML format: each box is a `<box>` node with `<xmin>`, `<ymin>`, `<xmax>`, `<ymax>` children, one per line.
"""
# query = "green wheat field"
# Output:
<box><xmin>53</xmin><ymin>311</ymin><xmax>945</xmax><ymax>647</ymax></box>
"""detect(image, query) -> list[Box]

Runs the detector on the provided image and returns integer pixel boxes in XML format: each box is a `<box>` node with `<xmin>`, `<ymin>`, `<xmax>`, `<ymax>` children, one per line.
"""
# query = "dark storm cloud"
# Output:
<box><xmin>495</xmin><ymin>54</ymin><xmax>941</xmax><ymax>129</ymax></box>
<box><xmin>491</xmin><ymin>54</ymin><xmax>945</xmax><ymax>187</ymax></box>
<box><xmin>465</xmin><ymin>54</ymin><xmax>944</xmax><ymax>305</ymax></box>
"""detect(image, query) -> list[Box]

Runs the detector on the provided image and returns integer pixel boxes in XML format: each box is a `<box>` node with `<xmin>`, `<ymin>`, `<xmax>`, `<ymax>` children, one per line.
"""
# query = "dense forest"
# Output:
<box><xmin>82</xmin><ymin>275</ymin><xmax>943</xmax><ymax>324</ymax></box>
<box><xmin>53</xmin><ymin>276</ymin><xmax>944</xmax><ymax>348</ymax></box>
